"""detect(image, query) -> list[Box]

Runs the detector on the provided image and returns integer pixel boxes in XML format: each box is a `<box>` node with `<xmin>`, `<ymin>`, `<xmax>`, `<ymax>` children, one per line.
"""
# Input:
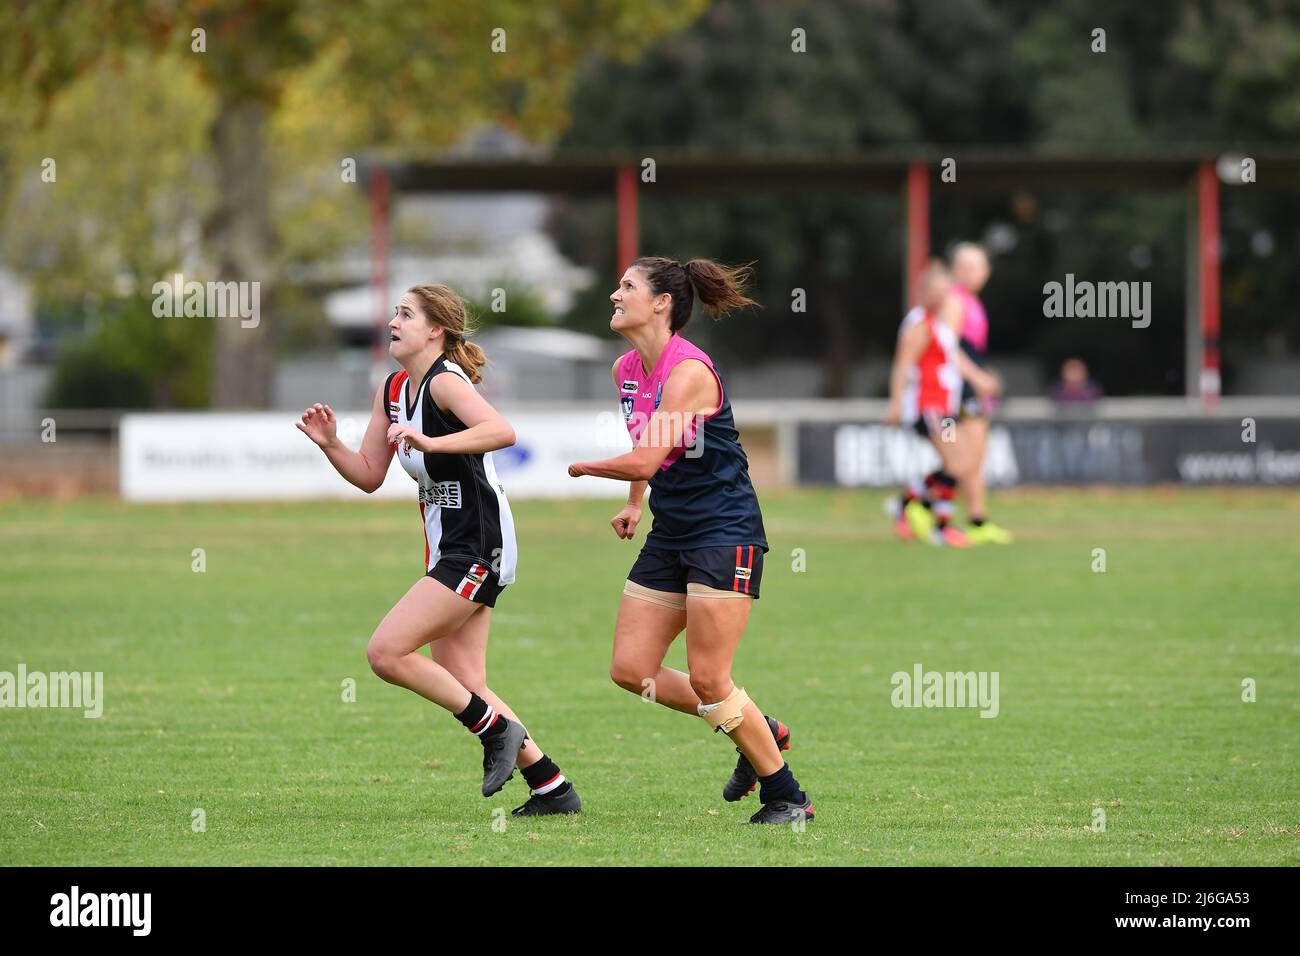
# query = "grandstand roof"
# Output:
<box><xmin>362</xmin><ymin>148</ymin><xmax>1300</xmax><ymax>195</ymax></box>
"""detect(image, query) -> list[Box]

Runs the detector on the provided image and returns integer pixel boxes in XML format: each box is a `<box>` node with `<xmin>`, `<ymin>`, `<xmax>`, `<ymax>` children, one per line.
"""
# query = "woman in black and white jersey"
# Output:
<box><xmin>297</xmin><ymin>284</ymin><xmax>580</xmax><ymax>816</ymax></box>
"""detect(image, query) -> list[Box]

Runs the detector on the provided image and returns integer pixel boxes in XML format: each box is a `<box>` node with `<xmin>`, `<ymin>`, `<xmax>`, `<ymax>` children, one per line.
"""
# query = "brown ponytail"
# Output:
<box><xmin>407</xmin><ymin>284</ymin><xmax>487</xmax><ymax>383</ymax></box>
<box><xmin>445</xmin><ymin>338</ymin><xmax>487</xmax><ymax>384</ymax></box>
<box><xmin>630</xmin><ymin>256</ymin><xmax>759</xmax><ymax>331</ymax></box>
<box><xmin>683</xmin><ymin>259</ymin><xmax>758</xmax><ymax>319</ymax></box>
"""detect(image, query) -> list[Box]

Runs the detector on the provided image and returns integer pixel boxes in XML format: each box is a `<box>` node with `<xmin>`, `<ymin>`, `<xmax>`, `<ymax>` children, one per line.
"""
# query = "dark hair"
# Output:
<box><xmin>629</xmin><ymin>257</ymin><xmax>758</xmax><ymax>332</ymax></box>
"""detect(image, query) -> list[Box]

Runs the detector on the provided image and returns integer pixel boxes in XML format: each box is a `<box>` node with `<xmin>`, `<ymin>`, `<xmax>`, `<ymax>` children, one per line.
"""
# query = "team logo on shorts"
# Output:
<box><xmin>734</xmin><ymin>566</ymin><xmax>752</xmax><ymax>581</ymax></box>
<box><xmin>621</xmin><ymin>380</ymin><xmax>638</xmax><ymax>393</ymax></box>
<box><xmin>456</xmin><ymin>563</ymin><xmax>490</xmax><ymax>600</ymax></box>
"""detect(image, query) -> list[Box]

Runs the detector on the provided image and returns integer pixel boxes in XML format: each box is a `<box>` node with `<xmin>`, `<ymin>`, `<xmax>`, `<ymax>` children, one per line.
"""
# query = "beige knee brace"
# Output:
<box><xmin>697</xmin><ymin>685</ymin><xmax>750</xmax><ymax>734</ymax></box>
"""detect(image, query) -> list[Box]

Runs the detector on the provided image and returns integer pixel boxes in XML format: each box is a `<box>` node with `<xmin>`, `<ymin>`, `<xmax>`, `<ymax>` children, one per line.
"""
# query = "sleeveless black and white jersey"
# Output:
<box><xmin>384</xmin><ymin>357</ymin><xmax>517</xmax><ymax>584</ymax></box>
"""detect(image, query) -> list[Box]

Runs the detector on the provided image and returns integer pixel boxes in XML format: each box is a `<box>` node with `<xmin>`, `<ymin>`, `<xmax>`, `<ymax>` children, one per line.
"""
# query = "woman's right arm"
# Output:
<box><xmin>296</xmin><ymin>385</ymin><xmax>395</xmax><ymax>494</ymax></box>
<box><xmin>886</xmin><ymin>322</ymin><xmax>927</xmax><ymax>424</ymax></box>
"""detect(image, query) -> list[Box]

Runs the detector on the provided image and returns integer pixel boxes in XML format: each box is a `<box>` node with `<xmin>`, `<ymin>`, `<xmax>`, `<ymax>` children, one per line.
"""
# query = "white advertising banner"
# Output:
<box><xmin>119</xmin><ymin>409</ymin><xmax>633</xmax><ymax>502</ymax></box>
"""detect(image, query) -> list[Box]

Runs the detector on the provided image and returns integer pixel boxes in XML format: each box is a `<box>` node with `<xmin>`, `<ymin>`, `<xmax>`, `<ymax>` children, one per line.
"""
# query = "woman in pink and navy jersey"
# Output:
<box><xmin>568</xmin><ymin>257</ymin><xmax>812</xmax><ymax>825</ymax></box>
<box><xmin>945</xmin><ymin>242</ymin><xmax>1013</xmax><ymax>544</ymax></box>
<box><xmin>297</xmin><ymin>284</ymin><xmax>580</xmax><ymax>817</ymax></box>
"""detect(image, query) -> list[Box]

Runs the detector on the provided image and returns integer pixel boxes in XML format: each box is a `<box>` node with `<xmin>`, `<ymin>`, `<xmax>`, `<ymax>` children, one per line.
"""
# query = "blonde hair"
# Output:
<box><xmin>406</xmin><ymin>284</ymin><xmax>487</xmax><ymax>384</ymax></box>
<box><xmin>950</xmin><ymin>242</ymin><xmax>989</xmax><ymax>267</ymax></box>
<box><xmin>918</xmin><ymin>258</ymin><xmax>952</xmax><ymax>291</ymax></box>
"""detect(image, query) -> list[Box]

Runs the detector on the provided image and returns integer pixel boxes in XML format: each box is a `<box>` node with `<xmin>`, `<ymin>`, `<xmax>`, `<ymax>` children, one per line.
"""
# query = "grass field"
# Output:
<box><xmin>1</xmin><ymin>488</ymin><xmax>1297</xmax><ymax>866</ymax></box>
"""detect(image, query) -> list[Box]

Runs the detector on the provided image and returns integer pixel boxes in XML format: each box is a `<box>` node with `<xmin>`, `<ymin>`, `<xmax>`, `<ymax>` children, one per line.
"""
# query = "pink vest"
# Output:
<box><xmin>953</xmin><ymin>284</ymin><xmax>988</xmax><ymax>353</ymax></box>
<box><xmin>615</xmin><ymin>334</ymin><xmax>722</xmax><ymax>472</ymax></box>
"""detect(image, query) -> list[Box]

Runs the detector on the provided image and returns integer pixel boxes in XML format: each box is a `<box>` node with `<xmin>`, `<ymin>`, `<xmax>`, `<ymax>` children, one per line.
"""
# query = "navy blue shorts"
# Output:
<box><xmin>912</xmin><ymin>409</ymin><xmax>956</xmax><ymax>440</ymax></box>
<box><xmin>959</xmin><ymin>338</ymin><xmax>989</xmax><ymax>418</ymax></box>
<box><xmin>628</xmin><ymin>545</ymin><xmax>764</xmax><ymax>599</ymax></box>
<box><xmin>958</xmin><ymin>382</ymin><xmax>986</xmax><ymax>419</ymax></box>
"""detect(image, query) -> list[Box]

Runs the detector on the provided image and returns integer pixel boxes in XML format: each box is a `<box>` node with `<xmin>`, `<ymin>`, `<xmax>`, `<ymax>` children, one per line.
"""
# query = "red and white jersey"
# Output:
<box><xmin>898</xmin><ymin>306</ymin><xmax>962</xmax><ymax>423</ymax></box>
<box><xmin>386</xmin><ymin>357</ymin><xmax>517</xmax><ymax>583</ymax></box>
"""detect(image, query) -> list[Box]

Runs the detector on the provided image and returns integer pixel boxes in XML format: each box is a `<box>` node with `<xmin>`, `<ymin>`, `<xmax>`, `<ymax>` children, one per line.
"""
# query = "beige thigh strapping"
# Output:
<box><xmin>623</xmin><ymin>579</ymin><xmax>686</xmax><ymax>610</ymax></box>
<box><xmin>686</xmin><ymin>582</ymin><xmax>752</xmax><ymax>599</ymax></box>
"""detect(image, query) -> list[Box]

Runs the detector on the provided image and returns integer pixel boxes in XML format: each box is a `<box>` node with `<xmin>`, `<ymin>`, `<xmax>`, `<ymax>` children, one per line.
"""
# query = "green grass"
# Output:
<box><xmin>1</xmin><ymin>488</ymin><xmax>1297</xmax><ymax>866</ymax></box>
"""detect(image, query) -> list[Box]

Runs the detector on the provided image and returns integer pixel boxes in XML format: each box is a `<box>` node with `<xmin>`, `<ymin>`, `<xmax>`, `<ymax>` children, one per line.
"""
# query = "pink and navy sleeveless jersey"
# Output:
<box><xmin>615</xmin><ymin>334</ymin><xmax>767</xmax><ymax>551</ymax></box>
<box><xmin>953</xmin><ymin>284</ymin><xmax>988</xmax><ymax>356</ymax></box>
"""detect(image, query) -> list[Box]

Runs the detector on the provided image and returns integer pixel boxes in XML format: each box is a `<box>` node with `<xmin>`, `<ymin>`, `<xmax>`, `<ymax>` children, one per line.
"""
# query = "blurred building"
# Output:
<box><xmin>274</xmin><ymin>126</ymin><xmax>603</xmax><ymax>409</ymax></box>
<box><xmin>0</xmin><ymin>267</ymin><xmax>34</xmax><ymax>368</ymax></box>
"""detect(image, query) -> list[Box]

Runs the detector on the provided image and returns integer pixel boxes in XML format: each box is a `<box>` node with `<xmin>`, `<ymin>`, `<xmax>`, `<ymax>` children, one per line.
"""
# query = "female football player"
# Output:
<box><xmin>297</xmin><ymin>284</ymin><xmax>580</xmax><ymax>816</ymax></box>
<box><xmin>885</xmin><ymin>261</ymin><xmax>1000</xmax><ymax>546</ymax></box>
<box><xmin>568</xmin><ymin>257</ymin><xmax>810</xmax><ymax>825</ymax></box>
<box><xmin>945</xmin><ymin>242</ymin><xmax>1012</xmax><ymax>544</ymax></box>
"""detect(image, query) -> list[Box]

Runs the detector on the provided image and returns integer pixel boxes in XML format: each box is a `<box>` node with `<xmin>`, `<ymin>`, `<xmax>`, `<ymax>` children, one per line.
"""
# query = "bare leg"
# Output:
<box><xmin>684</xmin><ymin>595</ymin><xmax>783</xmax><ymax>777</ymax></box>
<box><xmin>431</xmin><ymin>604</ymin><xmax>544</xmax><ymax>769</ymax></box>
<box><xmin>963</xmin><ymin>415</ymin><xmax>990</xmax><ymax>519</ymax></box>
<box><xmin>366</xmin><ymin>576</ymin><xmax>480</xmax><ymax>712</ymax></box>
<box><xmin>610</xmin><ymin>593</ymin><xmax>700</xmax><ymax>715</ymax></box>
<box><xmin>932</xmin><ymin>421</ymin><xmax>981</xmax><ymax>503</ymax></box>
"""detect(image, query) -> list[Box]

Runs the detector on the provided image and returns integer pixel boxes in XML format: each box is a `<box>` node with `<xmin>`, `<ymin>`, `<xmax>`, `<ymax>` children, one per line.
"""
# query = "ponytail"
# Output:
<box><xmin>407</xmin><ymin>284</ymin><xmax>487</xmax><ymax>383</ymax></box>
<box><xmin>630</xmin><ymin>256</ymin><xmax>759</xmax><ymax>331</ymax></box>
<box><xmin>444</xmin><ymin>338</ymin><xmax>487</xmax><ymax>384</ymax></box>
<box><xmin>683</xmin><ymin>259</ymin><xmax>757</xmax><ymax>319</ymax></box>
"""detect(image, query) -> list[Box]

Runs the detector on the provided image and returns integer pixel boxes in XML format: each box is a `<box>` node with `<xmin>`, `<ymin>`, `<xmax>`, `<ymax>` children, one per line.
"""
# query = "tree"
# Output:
<box><xmin>0</xmin><ymin>0</ymin><xmax>708</xmax><ymax>407</ymax></box>
<box><xmin>555</xmin><ymin>0</ymin><xmax>1300</xmax><ymax>395</ymax></box>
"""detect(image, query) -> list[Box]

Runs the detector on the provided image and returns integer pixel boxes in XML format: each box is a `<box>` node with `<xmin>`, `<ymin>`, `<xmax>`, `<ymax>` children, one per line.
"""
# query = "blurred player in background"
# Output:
<box><xmin>886</xmin><ymin>261</ymin><xmax>1000</xmax><ymax>546</ymax></box>
<box><xmin>297</xmin><ymin>284</ymin><xmax>581</xmax><ymax>817</ymax></box>
<box><xmin>568</xmin><ymin>257</ymin><xmax>811</xmax><ymax>825</ymax></box>
<box><xmin>945</xmin><ymin>242</ymin><xmax>1013</xmax><ymax>544</ymax></box>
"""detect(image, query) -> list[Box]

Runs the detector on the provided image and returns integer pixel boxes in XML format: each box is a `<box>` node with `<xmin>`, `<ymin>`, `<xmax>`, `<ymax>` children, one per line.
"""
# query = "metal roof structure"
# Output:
<box><xmin>358</xmin><ymin>147</ymin><xmax>1291</xmax><ymax>405</ymax></box>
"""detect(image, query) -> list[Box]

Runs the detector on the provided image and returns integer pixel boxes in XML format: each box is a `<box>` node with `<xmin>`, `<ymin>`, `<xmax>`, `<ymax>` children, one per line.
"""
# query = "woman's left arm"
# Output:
<box><xmin>387</xmin><ymin>373</ymin><xmax>516</xmax><ymax>455</ymax></box>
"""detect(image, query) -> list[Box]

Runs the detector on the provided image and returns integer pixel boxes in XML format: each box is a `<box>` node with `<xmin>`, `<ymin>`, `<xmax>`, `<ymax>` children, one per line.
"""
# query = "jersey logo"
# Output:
<box><xmin>621</xmin><ymin>380</ymin><xmax>638</xmax><ymax>393</ymax></box>
<box><xmin>387</xmin><ymin>401</ymin><xmax>400</xmax><ymax>424</ymax></box>
<box><xmin>621</xmin><ymin>396</ymin><xmax>634</xmax><ymax>422</ymax></box>
<box><xmin>419</xmin><ymin>480</ymin><xmax>462</xmax><ymax>509</ymax></box>
<box><xmin>655</xmin><ymin>381</ymin><xmax>663</xmax><ymax>409</ymax></box>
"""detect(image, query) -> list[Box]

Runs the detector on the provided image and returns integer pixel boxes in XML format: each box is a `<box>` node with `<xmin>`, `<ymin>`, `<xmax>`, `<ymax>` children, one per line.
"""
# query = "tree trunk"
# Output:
<box><xmin>208</xmin><ymin>94</ymin><xmax>275</xmax><ymax>408</ymax></box>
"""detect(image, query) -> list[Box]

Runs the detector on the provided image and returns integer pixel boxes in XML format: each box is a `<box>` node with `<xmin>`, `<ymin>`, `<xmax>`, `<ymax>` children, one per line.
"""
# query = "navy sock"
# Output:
<box><xmin>454</xmin><ymin>693</ymin><xmax>506</xmax><ymax>739</ymax></box>
<box><xmin>758</xmin><ymin>763</ymin><xmax>805</xmax><ymax>805</ymax></box>
<box><xmin>521</xmin><ymin>754</ymin><xmax>571</xmax><ymax>796</ymax></box>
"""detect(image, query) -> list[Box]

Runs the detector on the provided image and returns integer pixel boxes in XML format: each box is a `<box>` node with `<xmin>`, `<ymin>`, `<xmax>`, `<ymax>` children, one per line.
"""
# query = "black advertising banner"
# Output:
<box><xmin>799</xmin><ymin>419</ymin><xmax>1300</xmax><ymax>486</ymax></box>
